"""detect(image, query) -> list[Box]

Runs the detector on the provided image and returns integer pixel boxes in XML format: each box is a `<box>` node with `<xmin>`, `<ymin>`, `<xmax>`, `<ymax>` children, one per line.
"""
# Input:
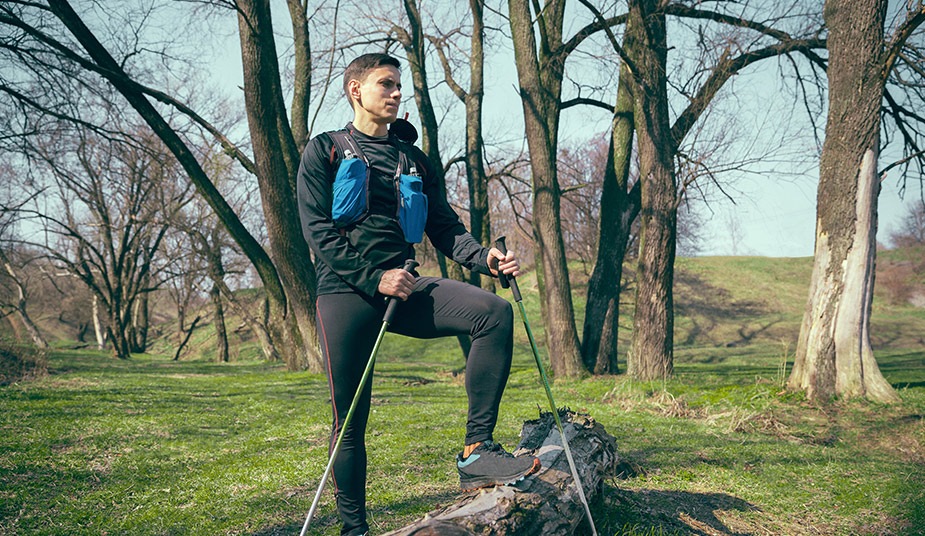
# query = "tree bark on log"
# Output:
<box><xmin>383</xmin><ymin>411</ymin><xmax>617</xmax><ymax>536</ymax></box>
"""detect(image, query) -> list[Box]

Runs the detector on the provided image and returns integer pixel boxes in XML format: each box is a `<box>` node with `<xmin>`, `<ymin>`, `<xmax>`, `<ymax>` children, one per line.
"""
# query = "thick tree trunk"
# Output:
<box><xmin>789</xmin><ymin>0</ymin><xmax>897</xmax><ymax>402</ymax></box>
<box><xmin>626</xmin><ymin>0</ymin><xmax>677</xmax><ymax>381</ymax></box>
<box><xmin>582</xmin><ymin>60</ymin><xmax>639</xmax><ymax>375</ymax></box>
<box><xmin>107</xmin><ymin>309</ymin><xmax>131</xmax><ymax>360</ymax></box>
<box><xmin>237</xmin><ymin>0</ymin><xmax>320</xmax><ymax>372</ymax></box>
<box><xmin>509</xmin><ymin>0</ymin><xmax>583</xmax><ymax>378</ymax></box>
<box><xmin>382</xmin><ymin>411</ymin><xmax>617</xmax><ymax>536</ymax></box>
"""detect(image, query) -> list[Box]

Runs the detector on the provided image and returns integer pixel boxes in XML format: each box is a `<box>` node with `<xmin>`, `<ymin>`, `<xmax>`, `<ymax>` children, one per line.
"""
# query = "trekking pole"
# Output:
<box><xmin>493</xmin><ymin>237</ymin><xmax>598</xmax><ymax>536</ymax></box>
<box><xmin>299</xmin><ymin>259</ymin><xmax>419</xmax><ymax>536</ymax></box>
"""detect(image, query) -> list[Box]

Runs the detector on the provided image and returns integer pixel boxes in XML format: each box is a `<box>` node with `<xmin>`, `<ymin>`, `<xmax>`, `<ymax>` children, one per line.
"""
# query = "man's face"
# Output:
<box><xmin>350</xmin><ymin>65</ymin><xmax>402</xmax><ymax>123</ymax></box>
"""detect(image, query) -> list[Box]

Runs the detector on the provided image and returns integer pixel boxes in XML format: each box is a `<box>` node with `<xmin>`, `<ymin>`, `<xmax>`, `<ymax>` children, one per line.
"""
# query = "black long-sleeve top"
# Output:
<box><xmin>297</xmin><ymin>123</ymin><xmax>491</xmax><ymax>297</ymax></box>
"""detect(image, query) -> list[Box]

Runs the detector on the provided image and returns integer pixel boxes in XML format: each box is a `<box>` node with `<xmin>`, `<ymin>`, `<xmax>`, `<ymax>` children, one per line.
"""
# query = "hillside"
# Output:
<box><xmin>5</xmin><ymin>253</ymin><xmax>923</xmax><ymax>362</ymax></box>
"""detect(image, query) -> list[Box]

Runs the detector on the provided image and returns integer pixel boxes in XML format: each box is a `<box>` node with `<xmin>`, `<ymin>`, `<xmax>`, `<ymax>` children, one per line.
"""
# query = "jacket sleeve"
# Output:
<box><xmin>297</xmin><ymin>134</ymin><xmax>384</xmax><ymax>296</ymax></box>
<box><xmin>417</xmin><ymin>150</ymin><xmax>492</xmax><ymax>276</ymax></box>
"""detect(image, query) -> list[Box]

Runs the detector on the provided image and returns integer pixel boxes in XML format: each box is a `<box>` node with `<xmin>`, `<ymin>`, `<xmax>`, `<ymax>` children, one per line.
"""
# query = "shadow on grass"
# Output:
<box><xmin>247</xmin><ymin>488</ymin><xmax>463</xmax><ymax>536</ymax></box>
<box><xmin>594</xmin><ymin>485</ymin><xmax>761</xmax><ymax>536</ymax></box>
<box><xmin>674</xmin><ymin>270</ymin><xmax>775</xmax><ymax>348</ymax></box>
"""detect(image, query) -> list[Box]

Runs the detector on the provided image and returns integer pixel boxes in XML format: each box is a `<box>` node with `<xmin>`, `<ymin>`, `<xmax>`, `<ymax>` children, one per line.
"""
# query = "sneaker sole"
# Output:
<box><xmin>459</xmin><ymin>458</ymin><xmax>541</xmax><ymax>491</ymax></box>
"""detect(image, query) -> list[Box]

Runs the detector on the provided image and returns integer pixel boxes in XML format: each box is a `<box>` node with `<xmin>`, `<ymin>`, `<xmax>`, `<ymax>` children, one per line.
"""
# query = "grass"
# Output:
<box><xmin>1</xmin><ymin>255</ymin><xmax>924</xmax><ymax>535</ymax></box>
<box><xmin>2</xmin><ymin>344</ymin><xmax>923</xmax><ymax>535</ymax></box>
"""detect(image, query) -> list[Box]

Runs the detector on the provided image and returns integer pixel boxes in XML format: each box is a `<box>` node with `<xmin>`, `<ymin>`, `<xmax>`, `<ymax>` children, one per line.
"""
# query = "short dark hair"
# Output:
<box><xmin>343</xmin><ymin>53</ymin><xmax>400</xmax><ymax>108</ymax></box>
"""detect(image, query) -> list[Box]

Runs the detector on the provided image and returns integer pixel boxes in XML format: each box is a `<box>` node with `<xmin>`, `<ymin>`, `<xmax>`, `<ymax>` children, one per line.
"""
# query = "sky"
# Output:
<box><xmin>201</xmin><ymin>2</ymin><xmax>922</xmax><ymax>259</ymax></box>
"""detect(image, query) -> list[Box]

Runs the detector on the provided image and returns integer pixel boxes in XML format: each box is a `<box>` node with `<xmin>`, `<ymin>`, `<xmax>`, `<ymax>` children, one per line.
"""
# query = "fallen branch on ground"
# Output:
<box><xmin>383</xmin><ymin>410</ymin><xmax>618</xmax><ymax>536</ymax></box>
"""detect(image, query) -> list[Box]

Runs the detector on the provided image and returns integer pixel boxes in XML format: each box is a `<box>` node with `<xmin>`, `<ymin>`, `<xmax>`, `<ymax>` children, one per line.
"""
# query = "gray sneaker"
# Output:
<box><xmin>456</xmin><ymin>440</ymin><xmax>540</xmax><ymax>491</ymax></box>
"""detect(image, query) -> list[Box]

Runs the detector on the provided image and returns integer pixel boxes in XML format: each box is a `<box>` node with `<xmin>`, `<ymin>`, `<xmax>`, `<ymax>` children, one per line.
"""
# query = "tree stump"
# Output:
<box><xmin>383</xmin><ymin>410</ymin><xmax>618</xmax><ymax>536</ymax></box>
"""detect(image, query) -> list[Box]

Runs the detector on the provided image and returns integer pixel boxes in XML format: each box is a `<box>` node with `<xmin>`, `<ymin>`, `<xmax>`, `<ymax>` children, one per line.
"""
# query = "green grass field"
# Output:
<box><xmin>1</xmin><ymin>256</ymin><xmax>923</xmax><ymax>535</ymax></box>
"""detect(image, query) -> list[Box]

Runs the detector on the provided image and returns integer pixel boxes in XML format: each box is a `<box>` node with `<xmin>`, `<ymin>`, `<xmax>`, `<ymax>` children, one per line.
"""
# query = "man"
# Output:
<box><xmin>296</xmin><ymin>53</ymin><xmax>540</xmax><ymax>536</ymax></box>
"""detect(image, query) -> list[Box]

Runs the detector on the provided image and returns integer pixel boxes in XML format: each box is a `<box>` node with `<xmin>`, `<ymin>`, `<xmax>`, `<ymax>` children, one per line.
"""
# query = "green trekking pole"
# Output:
<box><xmin>494</xmin><ymin>237</ymin><xmax>598</xmax><ymax>536</ymax></box>
<box><xmin>300</xmin><ymin>259</ymin><xmax>419</xmax><ymax>536</ymax></box>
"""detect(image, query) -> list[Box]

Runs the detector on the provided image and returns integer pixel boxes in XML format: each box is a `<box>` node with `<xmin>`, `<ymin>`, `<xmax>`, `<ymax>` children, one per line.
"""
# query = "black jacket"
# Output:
<box><xmin>297</xmin><ymin>123</ymin><xmax>491</xmax><ymax>297</ymax></box>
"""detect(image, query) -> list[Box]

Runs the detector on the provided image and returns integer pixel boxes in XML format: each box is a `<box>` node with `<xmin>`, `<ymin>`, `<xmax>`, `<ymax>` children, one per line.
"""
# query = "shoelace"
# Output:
<box><xmin>482</xmin><ymin>440</ymin><xmax>513</xmax><ymax>458</ymax></box>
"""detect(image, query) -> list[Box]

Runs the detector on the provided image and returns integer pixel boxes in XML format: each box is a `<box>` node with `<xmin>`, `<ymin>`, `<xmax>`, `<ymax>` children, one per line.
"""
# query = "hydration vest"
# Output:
<box><xmin>328</xmin><ymin>128</ymin><xmax>428</xmax><ymax>244</ymax></box>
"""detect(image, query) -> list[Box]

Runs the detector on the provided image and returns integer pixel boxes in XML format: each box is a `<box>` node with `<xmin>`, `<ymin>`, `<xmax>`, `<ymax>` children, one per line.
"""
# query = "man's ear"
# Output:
<box><xmin>348</xmin><ymin>79</ymin><xmax>362</xmax><ymax>107</ymax></box>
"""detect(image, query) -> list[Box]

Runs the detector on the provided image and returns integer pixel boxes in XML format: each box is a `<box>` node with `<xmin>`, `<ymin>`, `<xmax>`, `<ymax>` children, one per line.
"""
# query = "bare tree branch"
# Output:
<box><xmin>561</xmin><ymin>97</ymin><xmax>614</xmax><ymax>112</ymax></box>
<box><xmin>882</xmin><ymin>2</ymin><xmax>925</xmax><ymax>80</ymax></box>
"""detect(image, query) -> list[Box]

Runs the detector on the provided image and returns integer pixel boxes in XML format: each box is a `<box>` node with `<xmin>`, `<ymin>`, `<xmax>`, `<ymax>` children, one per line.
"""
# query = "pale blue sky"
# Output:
<box><xmin>202</xmin><ymin>3</ymin><xmax>920</xmax><ymax>259</ymax></box>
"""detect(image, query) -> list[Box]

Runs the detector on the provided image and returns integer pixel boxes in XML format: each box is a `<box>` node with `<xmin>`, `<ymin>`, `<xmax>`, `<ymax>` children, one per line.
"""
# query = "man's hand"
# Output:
<box><xmin>487</xmin><ymin>248</ymin><xmax>521</xmax><ymax>278</ymax></box>
<box><xmin>378</xmin><ymin>268</ymin><xmax>416</xmax><ymax>300</ymax></box>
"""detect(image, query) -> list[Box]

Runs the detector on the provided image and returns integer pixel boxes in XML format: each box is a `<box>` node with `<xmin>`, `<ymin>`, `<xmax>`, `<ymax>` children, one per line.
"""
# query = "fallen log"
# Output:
<box><xmin>383</xmin><ymin>410</ymin><xmax>618</xmax><ymax>536</ymax></box>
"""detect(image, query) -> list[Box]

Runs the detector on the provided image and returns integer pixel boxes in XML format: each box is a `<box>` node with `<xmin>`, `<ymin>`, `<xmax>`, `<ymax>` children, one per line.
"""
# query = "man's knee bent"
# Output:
<box><xmin>474</xmin><ymin>292</ymin><xmax>513</xmax><ymax>337</ymax></box>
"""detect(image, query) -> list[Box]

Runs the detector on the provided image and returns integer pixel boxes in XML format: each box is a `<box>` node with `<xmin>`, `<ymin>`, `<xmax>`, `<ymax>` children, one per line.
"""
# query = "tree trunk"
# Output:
<box><xmin>398</xmin><ymin>0</ymin><xmax>473</xmax><ymax>358</ymax></box>
<box><xmin>464</xmin><ymin>0</ymin><xmax>494</xmax><ymax>293</ymax></box>
<box><xmin>582</xmin><ymin>60</ymin><xmax>639</xmax><ymax>375</ymax></box>
<box><xmin>509</xmin><ymin>0</ymin><xmax>583</xmax><ymax>378</ymax></box>
<box><xmin>107</xmin><ymin>308</ymin><xmax>131</xmax><ymax>360</ymax></box>
<box><xmin>789</xmin><ymin>0</ymin><xmax>897</xmax><ymax>402</ymax></box>
<box><xmin>285</xmin><ymin>0</ymin><xmax>311</xmax><ymax>152</ymax></box>
<box><xmin>624</xmin><ymin>0</ymin><xmax>677</xmax><ymax>381</ymax></box>
<box><xmin>236</xmin><ymin>0</ymin><xmax>321</xmax><ymax>372</ymax></box>
<box><xmin>382</xmin><ymin>411</ymin><xmax>617</xmax><ymax>536</ymax></box>
<box><xmin>2</xmin><ymin>261</ymin><xmax>48</xmax><ymax>349</ymax></box>
<box><xmin>131</xmin><ymin>286</ymin><xmax>149</xmax><ymax>352</ymax></box>
<box><xmin>92</xmin><ymin>293</ymin><xmax>105</xmax><ymax>350</ymax></box>
<box><xmin>215</xmin><ymin>278</ymin><xmax>280</xmax><ymax>362</ymax></box>
<box><xmin>173</xmin><ymin>315</ymin><xmax>201</xmax><ymax>361</ymax></box>
<box><xmin>210</xmin><ymin>284</ymin><xmax>229</xmax><ymax>363</ymax></box>
<box><xmin>204</xmin><ymin>238</ymin><xmax>230</xmax><ymax>363</ymax></box>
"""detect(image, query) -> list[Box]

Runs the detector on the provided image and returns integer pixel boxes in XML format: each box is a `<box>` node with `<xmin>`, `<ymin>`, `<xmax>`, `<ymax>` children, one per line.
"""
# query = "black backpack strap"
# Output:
<box><xmin>392</xmin><ymin>139</ymin><xmax>421</xmax><ymax>178</ymax></box>
<box><xmin>329</xmin><ymin>129</ymin><xmax>367</xmax><ymax>165</ymax></box>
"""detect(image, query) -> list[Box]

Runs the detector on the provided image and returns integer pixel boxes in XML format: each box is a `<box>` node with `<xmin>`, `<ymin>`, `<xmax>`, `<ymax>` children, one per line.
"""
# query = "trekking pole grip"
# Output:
<box><xmin>383</xmin><ymin>259</ymin><xmax>419</xmax><ymax>324</ymax></box>
<box><xmin>493</xmin><ymin>236</ymin><xmax>522</xmax><ymax>302</ymax></box>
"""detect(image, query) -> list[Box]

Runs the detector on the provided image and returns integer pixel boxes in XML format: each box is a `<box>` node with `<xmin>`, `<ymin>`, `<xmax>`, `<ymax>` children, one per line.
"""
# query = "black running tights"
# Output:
<box><xmin>315</xmin><ymin>276</ymin><xmax>513</xmax><ymax>536</ymax></box>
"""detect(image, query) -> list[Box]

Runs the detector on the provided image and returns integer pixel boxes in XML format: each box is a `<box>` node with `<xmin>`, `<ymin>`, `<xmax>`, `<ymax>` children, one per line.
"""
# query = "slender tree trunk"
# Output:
<box><xmin>207</xmin><ymin>240</ymin><xmax>230</xmax><ymax>363</ymax></box>
<box><xmin>464</xmin><ymin>0</ymin><xmax>493</xmax><ymax>292</ymax></box>
<box><xmin>237</xmin><ymin>0</ymin><xmax>320</xmax><ymax>372</ymax></box>
<box><xmin>399</xmin><ymin>0</ymin><xmax>473</xmax><ymax>356</ymax></box>
<box><xmin>210</xmin><ymin>284</ymin><xmax>229</xmax><ymax>363</ymax></box>
<box><xmin>285</xmin><ymin>0</ymin><xmax>311</xmax><ymax>152</ymax></box>
<box><xmin>173</xmin><ymin>315</ymin><xmax>201</xmax><ymax>361</ymax></box>
<box><xmin>582</xmin><ymin>60</ymin><xmax>640</xmax><ymax>374</ymax></box>
<box><xmin>789</xmin><ymin>0</ymin><xmax>897</xmax><ymax>402</ymax></box>
<box><xmin>626</xmin><ymin>0</ymin><xmax>677</xmax><ymax>380</ymax></box>
<box><xmin>2</xmin><ymin>261</ymin><xmax>48</xmax><ymax>348</ymax></box>
<box><xmin>92</xmin><ymin>293</ymin><xmax>105</xmax><ymax>350</ymax></box>
<box><xmin>131</xmin><ymin>286</ymin><xmax>149</xmax><ymax>352</ymax></box>
<box><xmin>215</xmin><ymin>279</ymin><xmax>280</xmax><ymax>362</ymax></box>
<box><xmin>509</xmin><ymin>0</ymin><xmax>583</xmax><ymax>377</ymax></box>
